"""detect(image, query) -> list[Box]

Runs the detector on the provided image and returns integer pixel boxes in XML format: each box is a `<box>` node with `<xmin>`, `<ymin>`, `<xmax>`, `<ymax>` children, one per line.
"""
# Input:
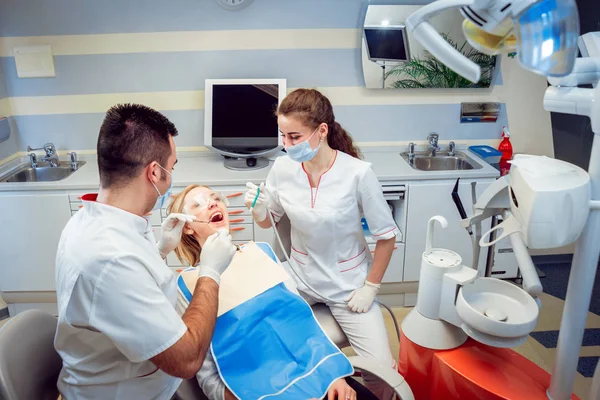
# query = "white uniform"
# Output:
<box><xmin>266</xmin><ymin>151</ymin><xmax>398</xmax><ymax>399</ymax></box>
<box><xmin>54</xmin><ymin>194</ymin><xmax>187</xmax><ymax>400</ymax></box>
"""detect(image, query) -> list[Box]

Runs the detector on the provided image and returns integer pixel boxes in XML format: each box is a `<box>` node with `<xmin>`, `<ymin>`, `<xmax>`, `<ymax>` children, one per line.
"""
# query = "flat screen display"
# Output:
<box><xmin>211</xmin><ymin>84</ymin><xmax>279</xmax><ymax>154</ymax></box>
<box><xmin>364</xmin><ymin>26</ymin><xmax>409</xmax><ymax>62</ymax></box>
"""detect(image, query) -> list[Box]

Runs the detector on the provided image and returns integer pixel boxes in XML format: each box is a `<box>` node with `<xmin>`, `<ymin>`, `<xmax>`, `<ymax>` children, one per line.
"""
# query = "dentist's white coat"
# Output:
<box><xmin>54</xmin><ymin>195</ymin><xmax>187</xmax><ymax>400</ymax></box>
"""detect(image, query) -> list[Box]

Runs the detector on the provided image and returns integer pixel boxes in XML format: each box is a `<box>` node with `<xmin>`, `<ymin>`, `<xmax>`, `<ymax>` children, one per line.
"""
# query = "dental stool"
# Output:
<box><xmin>175</xmin><ymin>303</ymin><xmax>414</xmax><ymax>400</ymax></box>
<box><xmin>0</xmin><ymin>309</ymin><xmax>63</xmax><ymax>400</ymax></box>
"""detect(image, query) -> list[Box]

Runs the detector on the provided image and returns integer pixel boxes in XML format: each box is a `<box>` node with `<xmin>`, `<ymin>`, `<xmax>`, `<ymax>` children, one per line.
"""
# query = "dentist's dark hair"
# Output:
<box><xmin>277</xmin><ymin>88</ymin><xmax>361</xmax><ymax>159</ymax></box>
<box><xmin>97</xmin><ymin>103</ymin><xmax>178</xmax><ymax>189</ymax></box>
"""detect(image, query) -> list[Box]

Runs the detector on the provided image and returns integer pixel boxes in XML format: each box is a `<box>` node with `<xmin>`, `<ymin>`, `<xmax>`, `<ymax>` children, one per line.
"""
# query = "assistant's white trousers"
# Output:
<box><xmin>299</xmin><ymin>288</ymin><xmax>396</xmax><ymax>400</ymax></box>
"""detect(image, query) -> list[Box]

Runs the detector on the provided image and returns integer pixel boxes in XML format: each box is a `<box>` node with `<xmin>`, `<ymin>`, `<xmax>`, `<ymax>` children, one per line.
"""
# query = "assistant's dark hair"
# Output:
<box><xmin>277</xmin><ymin>88</ymin><xmax>361</xmax><ymax>159</ymax></box>
<box><xmin>97</xmin><ymin>104</ymin><xmax>178</xmax><ymax>188</ymax></box>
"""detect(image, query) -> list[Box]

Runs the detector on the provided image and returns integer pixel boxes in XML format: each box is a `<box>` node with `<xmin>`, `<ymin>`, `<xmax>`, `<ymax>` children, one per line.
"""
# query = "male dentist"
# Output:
<box><xmin>54</xmin><ymin>104</ymin><xmax>236</xmax><ymax>399</ymax></box>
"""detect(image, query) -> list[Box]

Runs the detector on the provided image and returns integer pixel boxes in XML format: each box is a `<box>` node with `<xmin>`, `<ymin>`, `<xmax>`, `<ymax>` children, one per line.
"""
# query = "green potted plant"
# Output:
<box><xmin>384</xmin><ymin>33</ymin><xmax>497</xmax><ymax>89</ymax></box>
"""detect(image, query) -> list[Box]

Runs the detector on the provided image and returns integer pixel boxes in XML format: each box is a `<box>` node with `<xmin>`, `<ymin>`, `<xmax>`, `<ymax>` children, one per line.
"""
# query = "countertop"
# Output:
<box><xmin>0</xmin><ymin>146</ymin><xmax>500</xmax><ymax>192</ymax></box>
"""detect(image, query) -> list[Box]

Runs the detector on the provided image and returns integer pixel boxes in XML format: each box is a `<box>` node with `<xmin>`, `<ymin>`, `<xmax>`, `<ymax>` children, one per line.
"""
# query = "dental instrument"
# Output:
<box><xmin>249</xmin><ymin>186</ymin><xmax>260</xmax><ymax>214</ymax></box>
<box><xmin>191</xmin><ymin>216</ymin><xmax>214</xmax><ymax>224</ymax></box>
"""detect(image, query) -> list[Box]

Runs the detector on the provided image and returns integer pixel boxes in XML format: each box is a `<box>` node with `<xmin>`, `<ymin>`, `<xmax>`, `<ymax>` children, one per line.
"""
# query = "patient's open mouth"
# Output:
<box><xmin>210</xmin><ymin>211</ymin><xmax>224</xmax><ymax>223</ymax></box>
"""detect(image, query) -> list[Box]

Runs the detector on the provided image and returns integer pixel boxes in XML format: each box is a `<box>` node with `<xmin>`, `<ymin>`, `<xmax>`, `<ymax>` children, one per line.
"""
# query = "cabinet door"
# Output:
<box><xmin>368</xmin><ymin>243</ymin><xmax>405</xmax><ymax>283</ymax></box>
<box><xmin>0</xmin><ymin>193</ymin><xmax>71</xmax><ymax>291</ymax></box>
<box><xmin>404</xmin><ymin>179</ymin><xmax>493</xmax><ymax>281</ymax></box>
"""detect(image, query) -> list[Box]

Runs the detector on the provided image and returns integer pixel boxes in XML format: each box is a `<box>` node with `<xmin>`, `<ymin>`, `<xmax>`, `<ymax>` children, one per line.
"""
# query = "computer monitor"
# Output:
<box><xmin>204</xmin><ymin>78</ymin><xmax>287</xmax><ymax>170</ymax></box>
<box><xmin>364</xmin><ymin>25</ymin><xmax>411</xmax><ymax>63</ymax></box>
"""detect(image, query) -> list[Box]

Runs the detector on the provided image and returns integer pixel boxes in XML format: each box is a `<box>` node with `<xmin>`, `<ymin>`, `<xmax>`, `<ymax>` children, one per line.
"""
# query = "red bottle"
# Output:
<box><xmin>498</xmin><ymin>126</ymin><xmax>513</xmax><ymax>175</ymax></box>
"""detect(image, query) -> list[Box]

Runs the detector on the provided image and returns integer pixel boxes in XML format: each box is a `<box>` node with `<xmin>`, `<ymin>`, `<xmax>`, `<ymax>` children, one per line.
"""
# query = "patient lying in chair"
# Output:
<box><xmin>168</xmin><ymin>185</ymin><xmax>378</xmax><ymax>400</ymax></box>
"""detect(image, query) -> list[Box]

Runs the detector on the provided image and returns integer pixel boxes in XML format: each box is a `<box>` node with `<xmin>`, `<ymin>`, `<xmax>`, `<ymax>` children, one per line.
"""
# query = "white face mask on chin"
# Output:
<box><xmin>285</xmin><ymin>127</ymin><xmax>320</xmax><ymax>163</ymax></box>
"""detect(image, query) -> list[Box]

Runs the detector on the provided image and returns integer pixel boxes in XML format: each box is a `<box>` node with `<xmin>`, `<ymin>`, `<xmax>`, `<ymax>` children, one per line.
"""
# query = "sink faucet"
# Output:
<box><xmin>28</xmin><ymin>153</ymin><xmax>38</xmax><ymax>168</ymax></box>
<box><xmin>448</xmin><ymin>141</ymin><xmax>456</xmax><ymax>157</ymax></box>
<box><xmin>70</xmin><ymin>152</ymin><xmax>79</xmax><ymax>171</ymax></box>
<box><xmin>408</xmin><ymin>142</ymin><xmax>416</xmax><ymax>162</ymax></box>
<box><xmin>27</xmin><ymin>143</ymin><xmax>59</xmax><ymax>167</ymax></box>
<box><xmin>427</xmin><ymin>133</ymin><xmax>440</xmax><ymax>156</ymax></box>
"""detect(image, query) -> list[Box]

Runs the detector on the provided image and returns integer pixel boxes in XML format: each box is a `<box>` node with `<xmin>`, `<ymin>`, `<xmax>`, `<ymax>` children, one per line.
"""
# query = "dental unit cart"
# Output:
<box><xmin>400</xmin><ymin>0</ymin><xmax>600</xmax><ymax>398</ymax></box>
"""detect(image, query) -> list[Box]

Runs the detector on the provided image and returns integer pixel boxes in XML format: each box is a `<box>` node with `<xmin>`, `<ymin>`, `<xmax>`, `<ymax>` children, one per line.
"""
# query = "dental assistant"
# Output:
<box><xmin>54</xmin><ymin>104</ymin><xmax>236</xmax><ymax>399</ymax></box>
<box><xmin>245</xmin><ymin>89</ymin><xmax>398</xmax><ymax>399</ymax></box>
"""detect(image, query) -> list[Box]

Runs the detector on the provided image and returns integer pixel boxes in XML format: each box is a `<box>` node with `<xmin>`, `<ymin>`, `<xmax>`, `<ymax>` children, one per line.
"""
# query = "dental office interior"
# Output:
<box><xmin>0</xmin><ymin>0</ymin><xmax>599</xmax><ymax>399</ymax></box>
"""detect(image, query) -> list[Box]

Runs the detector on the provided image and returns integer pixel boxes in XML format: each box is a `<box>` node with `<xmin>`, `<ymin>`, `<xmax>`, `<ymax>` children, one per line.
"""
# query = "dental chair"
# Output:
<box><xmin>176</xmin><ymin>303</ymin><xmax>412</xmax><ymax>400</ymax></box>
<box><xmin>176</xmin><ymin>215</ymin><xmax>414</xmax><ymax>400</ymax></box>
<box><xmin>0</xmin><ymin>309</ymin><xmax>62</xmax><ymax>400</ymax></box>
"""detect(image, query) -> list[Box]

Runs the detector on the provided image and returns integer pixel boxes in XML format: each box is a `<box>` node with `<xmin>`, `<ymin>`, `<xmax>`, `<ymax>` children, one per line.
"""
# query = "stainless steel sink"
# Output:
<box><xmin>0</xmin><ymin>162</ymin><xmax>87</xmax><ymax>183</ymax></box>
<box><xmin>401</xmin><ymin>151</ymin><xmax>482</xmax><ymax>171</ymax></box>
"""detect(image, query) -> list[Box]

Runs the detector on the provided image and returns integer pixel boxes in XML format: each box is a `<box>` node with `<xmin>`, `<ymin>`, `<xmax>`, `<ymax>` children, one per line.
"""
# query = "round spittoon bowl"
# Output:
<box><xmin>456</xmin><ymin>278</ymin><xmax>539</xmax><ymax>339</ymax></box>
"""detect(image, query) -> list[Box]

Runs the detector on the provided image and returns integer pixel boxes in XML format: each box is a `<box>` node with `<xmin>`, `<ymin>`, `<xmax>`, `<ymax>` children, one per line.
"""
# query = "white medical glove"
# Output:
<box><xmin>157</xmin><ymin>213</ymin><xmax>196</xmax><ymax>258</ymax></box>
<box><xmin>198</xmin><ymin>231</ymin><xmax>236</xmax><ymax>285</ymax></box>
<box><xmin>244</xmin><ymin>182</ymin><xmax>268</xmax><ymax>222</ymax></box>
<box><xmin>345</xmin><ymin>280</ymin><xmax>381</xmax><ymax>313</ymax></box>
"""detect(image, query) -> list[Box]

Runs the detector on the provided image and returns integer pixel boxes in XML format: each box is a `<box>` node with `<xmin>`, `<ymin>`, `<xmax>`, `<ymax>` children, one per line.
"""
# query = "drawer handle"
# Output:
<box><xmin>228</xmin><ymin>210</ymin><xmax>244</xmax><ymax>215</ymax></box>
<box><xmin>78</xmin><ymin>205</ymin><xmax>83</xmax><ymax>209</ymax></box>
<box><xmin>230</xmin><ymin>227</ymin><xmax>245</xmax><ymax>232</ymax></box>
<box><xmin>145</xmin><ymin>212</ymin><xmax>152</xmax><ymax>216</ymax></box>
<box><xmin>77</xmin><ymin>196</ymin><xmax>82</xmax><ymax>200</ymax></box>
<box><xmin>230</xmin><ymin>218</ymin><xmax>245</xmax><ymax>223</ymax></box>
<box><xmin>226</xmin><ymin>192</ymin><xmax>243</xmax><ymax>199</ymax></box>
<box><xmin>176</xmin><ymin>269</ymin><xmax>183</xmax><ymax>273</ymax></box>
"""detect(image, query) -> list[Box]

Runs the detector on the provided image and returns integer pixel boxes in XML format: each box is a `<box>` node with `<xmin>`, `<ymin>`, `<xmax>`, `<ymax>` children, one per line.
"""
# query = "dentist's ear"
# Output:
<box><xmin>147</xmin><ymin>161</ymin><xmax>161</xmax><ymax>182</ymax></box>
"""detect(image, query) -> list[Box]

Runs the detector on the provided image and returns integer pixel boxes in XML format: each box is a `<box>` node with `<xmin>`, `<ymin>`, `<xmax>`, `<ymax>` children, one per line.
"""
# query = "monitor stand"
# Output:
<box><xmin>223</xmin><ymin>156</ymin><xmax>269</xmax><ymax>171</ymax></box>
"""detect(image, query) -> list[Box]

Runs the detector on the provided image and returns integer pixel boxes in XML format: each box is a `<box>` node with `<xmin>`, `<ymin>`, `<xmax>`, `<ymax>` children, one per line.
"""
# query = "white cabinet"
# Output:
<box><xmin>0</xmin><ymin>193</ymin><xmax>71</xmax><ymax>292</ymax></box>
<box><xmin>403</xmin><ymin>179</ymin><xmax>494</xmax><ymax>281</ymax></box>
<box><xmin>368</xmin><ymin>243</ymin><xmax>405</xmax><ymax>283</ymax></box>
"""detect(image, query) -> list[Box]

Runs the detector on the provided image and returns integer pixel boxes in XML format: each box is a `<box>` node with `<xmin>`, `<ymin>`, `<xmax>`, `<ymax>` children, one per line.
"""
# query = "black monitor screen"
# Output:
<box><xmin>211</xmin><ymin>84</ymin><xmax>279</xmax><ymax>154</ymax></box>
<box><xmin>364</xmin><ymin>27</ymin><xmax>409</xmax><ymax>62</ymax></box>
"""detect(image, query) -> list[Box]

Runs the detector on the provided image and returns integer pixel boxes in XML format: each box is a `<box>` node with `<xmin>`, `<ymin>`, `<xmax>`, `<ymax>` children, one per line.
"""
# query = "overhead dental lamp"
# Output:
<box><xmin>405</xmin><ymin>0</ymin><xmax>581</xmax><ymax>83</ymax></box>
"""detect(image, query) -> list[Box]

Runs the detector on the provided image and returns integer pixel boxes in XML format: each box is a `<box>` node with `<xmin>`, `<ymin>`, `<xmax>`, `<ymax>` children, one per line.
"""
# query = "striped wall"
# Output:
<box><xmin>0</xmin><ymin>61</ymin><xmax>19</xmax><ymax>161</ymax></box>
<box><xmin>0</xmin><ymin>0</ymin><xmax>553</xmax><ymax>160</ymax></box>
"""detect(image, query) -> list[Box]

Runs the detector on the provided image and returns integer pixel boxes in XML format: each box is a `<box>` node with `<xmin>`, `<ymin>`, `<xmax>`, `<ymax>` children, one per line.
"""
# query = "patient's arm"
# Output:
<box><xmin>196</xmin><ymin>350</ymin><xmax>227</xmax><ymax>400</ymax></box>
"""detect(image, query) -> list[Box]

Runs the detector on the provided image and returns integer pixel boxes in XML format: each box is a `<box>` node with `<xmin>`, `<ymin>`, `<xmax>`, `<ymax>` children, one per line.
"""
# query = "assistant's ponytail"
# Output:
<box><xmin>329</xmin><ymin>121</ymin><xmax>361</xmax><ymax>159</ymax></box>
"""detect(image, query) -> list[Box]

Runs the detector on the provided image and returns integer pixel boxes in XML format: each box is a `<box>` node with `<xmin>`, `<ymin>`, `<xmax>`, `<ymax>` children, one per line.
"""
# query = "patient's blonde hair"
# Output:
<box><xmin>167</xmin><ymin>184</ymin><xmax>209</xmax><ymax>266</ymax></box>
